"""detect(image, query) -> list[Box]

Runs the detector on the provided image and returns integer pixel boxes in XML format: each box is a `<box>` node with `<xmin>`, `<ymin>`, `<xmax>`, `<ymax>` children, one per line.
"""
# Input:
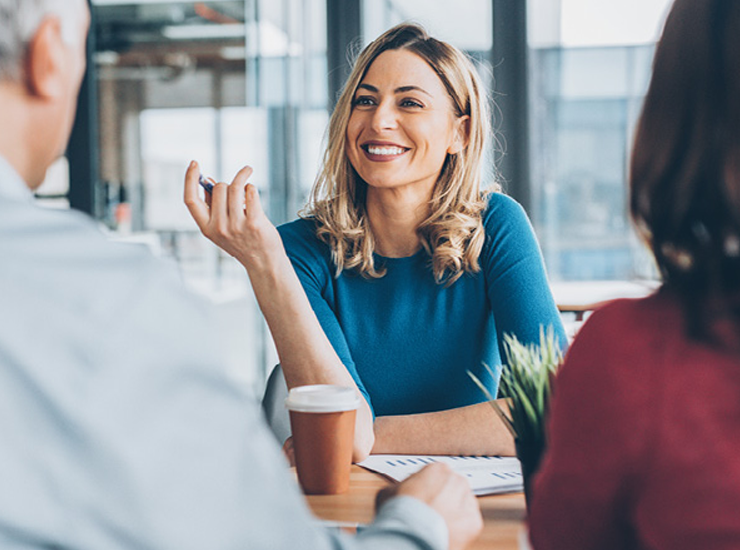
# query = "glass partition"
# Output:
<box><xmin>90</xmin><ymin>0</ymin><xmax>329</xmax><ymax>390</ymax></box>
<box><xmin>527</xmin><ymin>0</ymin><xmax>672</xmax><ymax>280</ymax></box>
<box><xmin>361</xmin><ymin>0</ymin><xmax>672</xmax><ymax>282</ymax></box>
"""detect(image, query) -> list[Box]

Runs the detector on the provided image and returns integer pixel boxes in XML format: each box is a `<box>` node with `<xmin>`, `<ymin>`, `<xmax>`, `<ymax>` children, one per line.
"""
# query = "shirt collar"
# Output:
<box><xmin>0</xmin><ymin>154</ymin><xmax>35</xmax><ymax>203</ymax></box>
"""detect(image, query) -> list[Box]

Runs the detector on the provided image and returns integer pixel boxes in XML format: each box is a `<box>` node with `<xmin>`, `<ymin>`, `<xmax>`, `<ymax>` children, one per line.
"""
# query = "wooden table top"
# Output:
<box><xmin>304</xmin><ymin>465</ymin><xmax>528</xmax><ymax>550</ymax></box>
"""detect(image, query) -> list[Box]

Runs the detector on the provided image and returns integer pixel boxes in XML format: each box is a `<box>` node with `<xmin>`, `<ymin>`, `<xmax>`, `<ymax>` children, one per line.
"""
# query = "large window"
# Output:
<box><xmin>363</xmin><ymin>0</ymin><xmax>492</xmax><ymax>53</ymax></box>
<box><xmin>361</xmin><ymin>0</ymin><xmax>672</xmax><ymax>282</ymax></box>
<box><xmin>527</xmin><ymin>0</ymin><xmax>672</xmax><ymax>280</ymax></box>
<box><xmin>89</xmin><ymin>0</ymin><xmax>329</xmax><ymax>390</ymax></box>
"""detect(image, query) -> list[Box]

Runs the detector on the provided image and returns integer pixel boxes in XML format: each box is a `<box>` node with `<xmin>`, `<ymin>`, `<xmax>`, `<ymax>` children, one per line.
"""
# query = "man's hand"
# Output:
<box><xmin>376</xmin><ymin>463</ymin><xmax>482</xmax><ymax>550</ymax></box>
<box><xmin>282</xmin><ymin>437</ymin><xmax>295</xmax><ymax>467</ymax></box>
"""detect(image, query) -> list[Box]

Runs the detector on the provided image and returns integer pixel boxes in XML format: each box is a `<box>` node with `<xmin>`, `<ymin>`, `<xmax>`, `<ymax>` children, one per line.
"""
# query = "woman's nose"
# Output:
<box><xmin>370</xmin><ymin>100</ymin><xmax>397</xmax><ymax>131</ymax></box>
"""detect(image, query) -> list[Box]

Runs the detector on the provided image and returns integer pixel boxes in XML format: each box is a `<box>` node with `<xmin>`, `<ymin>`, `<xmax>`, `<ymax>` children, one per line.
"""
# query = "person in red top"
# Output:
<box><xmin>528</xmin><ymin>0</ymin><xmax>740</xmax><ymax>548</ymax></box>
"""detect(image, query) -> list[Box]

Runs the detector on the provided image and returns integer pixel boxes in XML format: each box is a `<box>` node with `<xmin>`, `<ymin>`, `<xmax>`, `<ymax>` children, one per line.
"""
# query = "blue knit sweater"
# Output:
<box><xmin>277</xmin><ymin>193</ymin><xmax>566</xmax><ymax>417</ymax></box>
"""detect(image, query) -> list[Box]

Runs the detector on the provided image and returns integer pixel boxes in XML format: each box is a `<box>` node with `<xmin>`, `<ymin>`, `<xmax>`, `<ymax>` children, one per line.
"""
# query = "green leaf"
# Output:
<box><xmin>471</xmin><ymin>325</ymin><xmax>563</xmax><ymax>465</ymax></box>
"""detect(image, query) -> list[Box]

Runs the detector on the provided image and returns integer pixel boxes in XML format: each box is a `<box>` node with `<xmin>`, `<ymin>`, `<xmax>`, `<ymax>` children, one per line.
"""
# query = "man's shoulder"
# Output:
<box><xmin>0</xmin><ymin>200</ymin><xmax>223</xmax><ymax>378</ymax></box>
<box><xmin>1</xmin><ymin>195</ymin><xmax>119</xmax><ymax>250</ymax></box>
<box><xmin>1</xmin><ymin>198</ymin><xmax>199</xmax><ymax>318</ymax></box>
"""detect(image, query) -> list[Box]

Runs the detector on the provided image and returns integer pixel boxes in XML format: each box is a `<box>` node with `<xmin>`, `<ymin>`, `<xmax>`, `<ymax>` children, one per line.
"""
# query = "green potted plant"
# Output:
<box><xmin>469</xmin><ymin>326</ymin><xmax>563</xmax><ymax>507</ymax></box>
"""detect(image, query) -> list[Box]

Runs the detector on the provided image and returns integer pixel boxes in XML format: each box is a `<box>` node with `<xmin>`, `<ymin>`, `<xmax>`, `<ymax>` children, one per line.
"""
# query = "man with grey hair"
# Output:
<box><xmin>0</xmin><ymin>2</ymin><xmax>482</xmax><ymax>550</ymax></box>
<box><xmin>0</xmin><ymin>0</ymin><xmax>86</xmax><ymax>81</ymax></box>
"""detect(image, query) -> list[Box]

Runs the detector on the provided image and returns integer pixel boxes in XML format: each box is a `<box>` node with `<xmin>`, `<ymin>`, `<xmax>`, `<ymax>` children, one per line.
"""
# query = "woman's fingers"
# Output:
<box><xmin>183</xmin><ymin>163</ymin><xmax>279</xmax><ymax>267</ymax></box>
<box><xmin>209</xmin><ymin>179</ymin><xmax>230</xmax><ymax>234</ymax></box>
<box><xmin>244</xmin><ymin>182</ymin><xmax>264</xmax><ymax>221</ymax></box>
<box><xmin>184</xmin><ymin>161</ymin><xmax>210</xmax><ymax>230</ymax></box>
<box><xmin>186</xmin><ymin>164</ymin><xmax>258</xmax><ymax>233</ymax></box>
<box><xmin>228</xmin><ymin>166</ymin><xmax>254</xmax><ymax>221</ymax></box>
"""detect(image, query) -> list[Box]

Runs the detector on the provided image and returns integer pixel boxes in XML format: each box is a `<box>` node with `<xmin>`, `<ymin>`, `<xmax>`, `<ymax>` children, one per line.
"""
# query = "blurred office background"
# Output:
<box><xmin>35</xmin><ymin>0</ymin><xmax>672</xmax><ymax>393</ymax></box>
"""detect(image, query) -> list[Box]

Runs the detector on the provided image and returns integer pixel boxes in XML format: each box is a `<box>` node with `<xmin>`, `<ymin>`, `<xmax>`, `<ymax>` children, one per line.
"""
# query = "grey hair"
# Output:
<box><xmin>0</xmin><ymin>0</ymin><xmax>86</xmax><ymax>82</ymax></box>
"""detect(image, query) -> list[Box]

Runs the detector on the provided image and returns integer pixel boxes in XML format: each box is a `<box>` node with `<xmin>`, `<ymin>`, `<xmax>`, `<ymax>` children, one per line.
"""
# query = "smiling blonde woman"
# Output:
<box><xmin>309</xmin><ymin>24</ymin><xmax>491</xmax><ymax>284</ymax></box>
<box><xmin>185</xmin><ymin>23</ymin><xmax>565</xmax><ymax>460</ymax></box>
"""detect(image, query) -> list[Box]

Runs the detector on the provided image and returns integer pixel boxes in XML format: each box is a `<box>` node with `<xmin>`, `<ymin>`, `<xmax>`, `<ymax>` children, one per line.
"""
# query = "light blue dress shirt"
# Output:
<box><xmin>0</xmin><ymin>156</ymin><xmax>447</xmax><ymax>550</ymax></box>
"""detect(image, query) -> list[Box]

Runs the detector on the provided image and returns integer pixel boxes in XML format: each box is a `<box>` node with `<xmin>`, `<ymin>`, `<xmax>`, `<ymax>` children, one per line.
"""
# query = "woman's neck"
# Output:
<box><xmin>366</xmin><ymin>186</ymin><xmax>431</xmax><ymax>258</ymax></box>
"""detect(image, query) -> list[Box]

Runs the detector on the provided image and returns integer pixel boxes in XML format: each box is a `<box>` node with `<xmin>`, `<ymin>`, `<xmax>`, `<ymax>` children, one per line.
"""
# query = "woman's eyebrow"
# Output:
<box><xmin>395</xmin><ymin>85</ymin><xmax>432</xmax><ymax>97</ymax></box>
<box><xmin>357</xmin><ymin>83</ymin><xmax>379</xmax><ymax>94</ymax></box>
<box><xmin>357</xmin><ymin>83</ymin><xmax>432</xmax><ymax>97</ymax></box>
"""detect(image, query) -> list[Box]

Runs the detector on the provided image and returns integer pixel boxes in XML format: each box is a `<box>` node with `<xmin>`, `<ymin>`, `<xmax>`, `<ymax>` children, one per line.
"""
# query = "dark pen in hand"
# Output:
<box><xmin>199</xmin><ymin>174</ymin><xmax>214</xmax><ymax>194</ymax></box>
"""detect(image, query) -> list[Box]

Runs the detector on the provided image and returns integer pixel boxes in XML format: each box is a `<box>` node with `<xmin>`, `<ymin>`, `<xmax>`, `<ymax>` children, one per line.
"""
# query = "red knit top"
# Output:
<box><xmin>528</xmin><ymin>290</ymin><xmax>740</xmax><ymax>549</ymax></box>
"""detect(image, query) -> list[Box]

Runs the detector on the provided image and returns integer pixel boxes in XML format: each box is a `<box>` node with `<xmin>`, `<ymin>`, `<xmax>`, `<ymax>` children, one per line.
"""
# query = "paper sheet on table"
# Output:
<box><xmin>358</xmin><ymin>454</ymin><xmax>523</xmax><ymax>496</ymax></box>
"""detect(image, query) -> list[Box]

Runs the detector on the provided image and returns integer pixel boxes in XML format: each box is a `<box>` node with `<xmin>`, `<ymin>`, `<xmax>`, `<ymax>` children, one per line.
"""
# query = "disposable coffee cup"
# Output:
<box><xmin>285</xmin><ymin>385</ymin><xmax>360</xmax><ymax>495</ymax></box>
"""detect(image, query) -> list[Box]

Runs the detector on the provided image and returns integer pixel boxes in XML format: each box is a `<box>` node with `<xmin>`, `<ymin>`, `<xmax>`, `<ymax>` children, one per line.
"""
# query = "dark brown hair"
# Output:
<box><xmin>630</xmin><ymin>0</ymin><xmax>740</xmax><ymax>340</ymax></box>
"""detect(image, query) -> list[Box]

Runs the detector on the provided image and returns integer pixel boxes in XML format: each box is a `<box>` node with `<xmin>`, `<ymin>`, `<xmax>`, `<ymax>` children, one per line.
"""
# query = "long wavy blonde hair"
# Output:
<box><xmin>303</xmin><ymin>23</ymin><xmax>494</xmax><ymax>285</ymax></box>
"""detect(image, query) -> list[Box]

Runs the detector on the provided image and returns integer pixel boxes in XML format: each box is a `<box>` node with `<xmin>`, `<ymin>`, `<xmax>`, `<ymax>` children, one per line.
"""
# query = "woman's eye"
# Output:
<box><xmin>353</xmin><ymin>96</ymin><xmax>376</xmax><ymax>107</ymax></box>
<box><xmin>400</xmin><ymin>98</ymin><xmax>424</xmax><ymax>108</ymax></box>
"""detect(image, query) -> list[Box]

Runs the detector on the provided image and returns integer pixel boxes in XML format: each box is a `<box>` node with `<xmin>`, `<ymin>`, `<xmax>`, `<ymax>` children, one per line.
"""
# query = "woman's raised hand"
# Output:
<box><xmin>184</xmin><ymin>161</ymin><xmax>283</xmax><ymax>270</ymax></box>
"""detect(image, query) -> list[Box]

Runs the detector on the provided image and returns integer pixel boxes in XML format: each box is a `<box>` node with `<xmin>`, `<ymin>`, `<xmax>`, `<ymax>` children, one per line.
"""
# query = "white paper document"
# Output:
<box><xmin>358</xmin><ymin>454</ymin><xmax>523</xmax><ymax>496</ymax></box>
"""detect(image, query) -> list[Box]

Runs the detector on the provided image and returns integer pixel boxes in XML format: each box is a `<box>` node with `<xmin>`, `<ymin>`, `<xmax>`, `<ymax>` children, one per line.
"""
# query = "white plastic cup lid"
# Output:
<box><xmin>285</xmin><ymin>385</ymin><xmax>360</xmax><ymax>413</ymax></box>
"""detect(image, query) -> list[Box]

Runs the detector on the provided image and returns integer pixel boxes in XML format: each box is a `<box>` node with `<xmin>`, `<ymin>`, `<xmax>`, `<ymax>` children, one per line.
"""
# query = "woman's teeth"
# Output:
<box><xmin>367</xmin><ymin>146</ymin><xmax>406</xmax><ymax>156</ymax></box>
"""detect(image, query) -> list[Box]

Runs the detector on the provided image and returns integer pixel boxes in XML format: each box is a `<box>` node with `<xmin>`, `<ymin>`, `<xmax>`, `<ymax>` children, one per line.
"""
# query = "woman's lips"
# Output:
<box><xmin>361</xmin><ymin>144</ymin><xmax>410</xmax><ymax>161</ymax></box>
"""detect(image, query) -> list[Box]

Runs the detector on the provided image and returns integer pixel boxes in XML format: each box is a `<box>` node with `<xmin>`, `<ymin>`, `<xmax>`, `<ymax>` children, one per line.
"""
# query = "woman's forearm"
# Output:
<box><xmin>372</xmin><ymin>400</ymin><xmax>515</xmax><ymax>456</ymax></box>
<box><xmin>244</xmin><ymin>249</ymin><xmax>344</xmax><ymax>384</ymax></box>
<box><xmin>183</xmin><ymin>164</ymin><xmax>373</xmax><ymax>458</ymax></box>
<box><xmin>243</xmin><ymin>249</ymin><xmax>375</xmax><ymax>461</ymax></box>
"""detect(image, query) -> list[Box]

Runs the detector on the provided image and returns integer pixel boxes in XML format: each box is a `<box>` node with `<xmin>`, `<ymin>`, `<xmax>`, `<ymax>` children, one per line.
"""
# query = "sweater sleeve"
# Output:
<box><xmin>527</xmin><ymin>301</ymin><xmax>654</xmax><ymax>550</ymax></box>
<box><xmin>277</xmin><ymin>219</ymin><xmax>374</xmax><ymax>413</ymax></box>
<box><xmin>481</xmin><ymin>194</ymin><xmax>567</xmax><ymax>361</ymax></box>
